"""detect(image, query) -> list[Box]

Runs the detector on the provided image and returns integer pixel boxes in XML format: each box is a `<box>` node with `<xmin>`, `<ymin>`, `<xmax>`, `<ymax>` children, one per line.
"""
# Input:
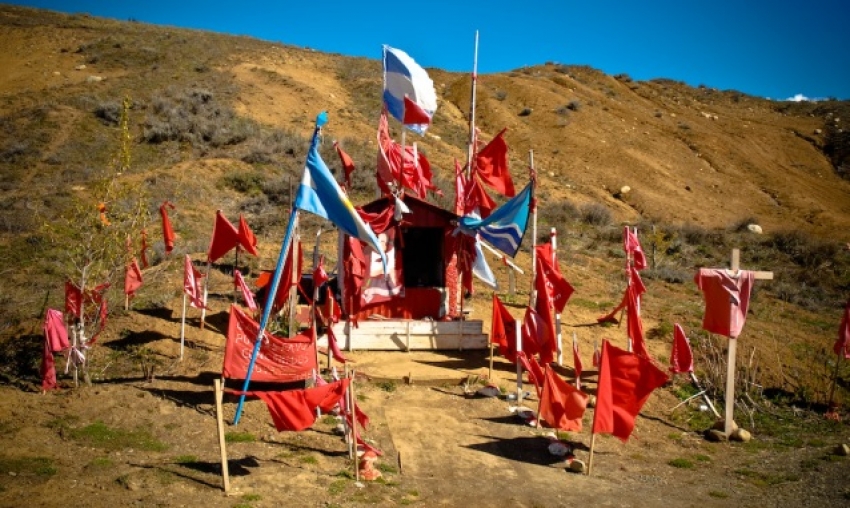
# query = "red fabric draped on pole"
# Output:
<box><xmin>474</xmin><ymin>128</ymin><xmax>515</xmax><ymax>197</ymax></box>
<box><xmin>41</xmin><ymin>309</ymin><xmax>69</xmax><ymax>391</ymax></box>
<box><xmin>334</xmin><ymin>141</ymin><xmax>356</xmax><ymax>189</ymax></box>
<box><xmin>533</xmin><ymin>255</ymin><xmax>560</xmax><ymax>364</ymax></box>
<box><xmin>124</xmin><ymin>258</ymin><xmax>143</xmax><ymax>298</ymax></box>
<box><xmin>184</xmin><ymin>255</ymin><xmax>207</xmax><ymax>309</ymax></box>
<box><xmin>670</xmin><ymin>323</ymin><xmax>694</xmax><ymax>374</ymax></box>
<box><xmin>234</xmin><ymin>270</ymin><xmax>257</xmax><ymax>312</ymax></box>
<box><xmin>491</xmin><ymin>294</ymin><xmax>518</xmax><ymax>362</ymax></box>
<box><xmin>539</xmin><ymin>366</ymin><xmax>588</xmax><ymax>431</ymax></box>
<box><xmin>573</xmin><ymin>339</ymin><xmax>583</xmax><ymax>387</ymax></box>
<box><xmin>535</xmin><ymin>243</ymin><xmax>574</xmax><ymax>314</ymax></box>
<box><xmin>592</xmin><ymin>340</ymin><xmax>669</xmax><ymax>442</ymax></box>
<box><xmin>160</xmin><ymin>201</ymin><xmax>176</xmax><ymax>255</ymax></box>
<box><xmin>623</xmin><ymin>227</ymin><xmax>647</xmax><ymax>270</ymax></box>
<box><xmin>207</xmin><ymin>210</ymin><xmax>240</xmax><ymax>263</ymax></box>
<box><xmin>834</xmin><ymin>297</ymin><xmax>850</xmax><ymax>359</ymax></box>
<box><xmin>246</xmin><ymin>378</ymin><xmax>350</xmax><ymax>432</ymax></box>
<box><xmin>256</xmin><ymin>240</ymin><xmax>303</xmax><ymax>313</ymax></box>
<box><xmin>139</xmin><ymin>229</ymin><xmax>149</xmax><ymax>268</ymax></box>
<box><xmin>238</xmin><ymin>214</ymin><xmax>259</xmax><ymax>256</ymax></box>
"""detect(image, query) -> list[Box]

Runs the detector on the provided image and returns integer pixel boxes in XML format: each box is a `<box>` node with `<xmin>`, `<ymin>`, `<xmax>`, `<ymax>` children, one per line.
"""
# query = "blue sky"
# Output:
<box><xmin>8</xmin><ymin>0</ymin><xmax>850</xmax><ymax>100</ymax></box>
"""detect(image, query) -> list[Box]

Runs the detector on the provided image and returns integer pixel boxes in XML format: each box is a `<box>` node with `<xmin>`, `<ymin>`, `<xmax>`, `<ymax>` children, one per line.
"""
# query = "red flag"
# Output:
<box><xmin>256</xmin><ymin>240</ymin><xmax>303</xmax><ymax>313</ymax></box>
<box><xmin>623</xmin><ymin>227</ymin><xmax>647</xmax><ymax>270</ymax></box>
<box><xmin>65</xmin><ymin>281</ymin><xmax>82</xmax><ymax>318</ymax></box>
<box><xmin>237</xmin><ymin>214</ymin><xmax>259</xmax><ymax>257</ymax></box>
<box><xmin>539</xmin><ymin>366</ymin><xmax>588</xmax><ymax>431</ymax></box>
<box><xmin>535</xmin><ymin>243</ymin><xmax>575</xmax><ymax>314</ymax></box>
<box><xmin>234</xmin><ymin>270</ymin><xmax>257</xmax><ymax>312</ymax></box>
<box><xmin>517</xmin><ymin>351</ymin><xmax>545</xmax><ymax>397</ymax></box>
<box><xmin>159</xmin><ymin>201</ymin><xmax>176</xmax><ymax>255</ymax></box>
<box><xmin>597</xmin><ymin>265</ymin><xmax>646</xmax><ymax>324</ymax></box>
<box><xmin>834</xmin><ymin>296</ymin><xmax>850</xmax><ymax>359</ymax></box>
<box><xmin>207</xmin><ymin>210</ymin><xmax>239</xmax><ymax>263</ymax></box>
<box><xmin>533</xmin><ymin>255</ymin><xmax>559</xmax><ymax>364</ymax></box>
<box><xmin>670</xmin><ymin>323</ymin><xmax>694</xmax><ymax>374</ymax></box>
<box><xmin>223</xmin><ymin>305</ymin><xmax>316</xmax><ymax>382</ymax></box>
<box><xmin>326</xmin><ymin>325</ymin><xmax>348</xmax><ymax>364</ymax></box>
<box><xmin>521</xmin><ymin>306</ymin><xmax>545</xmax><ymax>359</ymax></box>
<box><xmin>248</xmin><ymin>379</ymin><xmax>350</xmax><ymax>431</ymax></box>
<box><xmin>184</xmin><ymin>255</ymin><xmax>207</xmax><ymax>309</ymax></box>
<box><xmin>403</xmin><ymin>95</ymin><xmax>432</xmax><ymax>125</ymax></box>
<box><xmin>491</xmin><ymin>294</ymin><xmax>518</xmax><ymax>362</ymax></box>
<box><xmin>626</xmin><ymin>284</ymin><xmax>650</xmax><ymax>360</ymax></box>
<box><xmin>89</xmin><ymin>298</ymin><xmax>108</xmax><ymax>346</ymax></box>
<box><xmin>454</xmin><ymin>159</ymin><xmax>466</xmax><ymax>216</ymax></box>
<box><xmin>313</xmin><ymin>255</ymin><xmax>329</xmax><ymax>291</ymax></box>
<box><xmin>573</xmin><ymin>338</ymin><xmax>583</xmax><ymax>387</ymax></box>
<box><xmin>334</xmin><ymin>141</ymin><xmax>356</xmax><ymax>189</ymax></box>
<box><xmin>124</xmin><ymin>258</ymin><xmax>143</xmax><ymax>298</ymax></box>
<box><xmin>464</xmin><ymin>174</ymin><xmax>497</xmax><ymax>218</ymax></box>
<box><xmin>42</xmin><ymin>309</ymin><xmax>69</xmax><ymax>391</ymax></box>
<box><xmin>139</xmin><ymin>229</ymin><xmax>149</xmax><ymax>268</ymax></box>
<box><xmin>592</xmin><ymin>340</ymin><xmax>669</xmax><ymax>442</ymax></box>
<box><xmin>474</xmin><ymin>128</ymin><xmax>515</xmax><ymax>197</ymax></box>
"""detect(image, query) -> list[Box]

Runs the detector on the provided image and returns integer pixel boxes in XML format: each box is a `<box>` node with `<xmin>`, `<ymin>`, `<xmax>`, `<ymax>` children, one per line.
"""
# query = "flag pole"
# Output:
<box><xmin>573</xmin><ymin>332</ymin><xmax>580</xmax><ymax>389</ymax></box>
<box><xmin>465</xmin><ymin>30</ymin><xmax>479</xmax><ymax>180</ymax></box>
<box><xmin>488</xmin><ymin>294</ymin><xmax>495</xmax><ymax>380</ymax></box>
<box><xmin>587</xmin><ymin>433</ymin><xmax>597</xmax><ymax>476</ymax></box>
<box><xmin>180</xmin><ymin>293</ymin><xmax>187</xmax><ymax>360</ymax></box>
<box><xmin>528</xmin><ymin>150</ymin><xmax>537</xmax><ymax>309</ymax></box>
<box><xmin>201</xmin><ymin>261</ymin><xmax>211</xmax><ymax>329</ymax></box>
<box><xmin>587</xmin><ymin>341</ymin><xmax>603</xmax><ymax>476</ymax></box>
<box><xmin>515</xmin><ymin>318</ymin><xmax>523</xmax><ymax>403</ymax></box>
<box><xmin>232</xmin><ymin>205</ymin><xmax>300</xmax><ymax>425</ymax></box>
<box><xmin>552</xmin><ymin>228</ymin><xmax>563</xmax><ymax>366</ymax></box>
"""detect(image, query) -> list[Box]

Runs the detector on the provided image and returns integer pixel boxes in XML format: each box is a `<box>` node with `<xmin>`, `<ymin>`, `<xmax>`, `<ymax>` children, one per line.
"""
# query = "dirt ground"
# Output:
<box><xmin>1</xmin><ymin>287</ymin><xmax>849</xmax><ymax>508</ymax></box>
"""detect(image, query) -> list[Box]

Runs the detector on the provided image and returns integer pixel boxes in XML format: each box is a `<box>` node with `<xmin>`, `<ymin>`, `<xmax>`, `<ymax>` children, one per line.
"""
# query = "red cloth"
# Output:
<box><xmin>694</xmin><ymin>268</ymin><xmax>755</xmax><ymax>339</ymax></box>
<box><xmin>597</xmin><ymin>265</ymin><xmax>646</xmax><ymax>324</ymax></box>
<box><xmin>572</xmin><ymin>338</ymin><xmax>583</xmax><ymax>387</ymax></box>
<box><xmin>376</xmin><ymin>110</ymin><xmax>439</xmax><ymax>199</ymax></box>
<box><xmin>474</xmin><ymin>128</ymin><xmax>514</xmax><ymax>197</ymax></box>
<box><xmin>184</xmin><ymin>255</ymin><xmax>207</xmax><ymax>309</ymax></box>
<box><xmin>160</xmin><ymin>201</ymin><xmax>176</xmax><ymax>254</ymax></box>
<box><xmin>533</xmin><ymin>255</ymin><xmax>558</xmax><ymax>364</ymax></box>
<box><xmin>342</xmin><ymin>236</ymin><xmax>367</xmax><ymax>317</ymax></box>
<box><xmin>592</xmin><ymin>340</ymin><xmax>669</xmax><ymax>442</ymax></box>
<box><xmin>491</xmin><ymin>294</ymin><xmax>518</xmax><ymax>362</ymax></box>
<box><xmin>834</xmin><ymin>297</ymin><xmax>850</xmax><ymax>359</ymax></box>
<box><xmin>535</xmin><ymin>243</ymin><xmax>574</xmax><ymax>314</ymax></box>
<box><xmin>454</xmin><ymin>159</ymin><xmax>466</xmax><ymax>216</ymax></box>
<box><xmin>249</xmin><ymin>379</ymin><xmax>350</xmax><ymax>431</ymax></box>
<box><xmin>140</xmin><ymin>229</ymin><xmax>149</xmax><ymax>269</ymax></box>
<box><xmin>313</xmin><ymin>255</ymin><xmax>329</xmax><ymax>290</ymax></box>
<box><xmin>65</xmin><ymin>281</ymin><xmax>82</xmax><ymax>318</ymax></box>
<box><xmin>625</xmin><ymin>283</ymin><xmax>650</xmax><ymax>360</ymax></box>
<box><xmin>237</xmin><ymin>214</ymin><xmax>259</xmax><ymax>257</ymax></box>
<box><xmin>403</xmin><ymin>95</ymin><xmax>432</xmax><ymax>125</ymax></box>
<box><xmin>326</xmin><ymin>325</ymin><xmax>347</xmax><ymax>364</ymax></box>
<box><xmin>464</xmin><ymin>175</ymin><xmax>496</xmax><ymax>218</ymax></box>
<box><xmin>234</xmin><ymin>270</ymin><xmax>257</xmax><ymax>312</ymax></box>
<box><xmin>517</xmin><ymin>351</ymin><xmax>545</xmax><ymax>398</ymax></box>
<box><xmin>222</xmin><ymin>305</ymin><xmax>317</xmax><ymax>382</ymax></box>
<box><xmin>623</xmin><ymin>227</ymin><xmax>647</xmax><ymax>270</ymax></box>
<box><xmin>207</xmin><ymin>210</ymin><xmax>239</xmax><ymax>263</ymax></box>
<box><xmin>256</xmin><ymin>240</ymin><xmax>303</xmax><ymax>313</ymax></box>
<box><xmin>670</xmin><ymin>323</ymin><xmax>694</xmax><ymax>374</ymax></box>
<box><xmin>539</xmin><ymin>365</ymin><xmax>588</xmax><ymax>431</ymax></box>
<box><xmin>124</xmin><ymin>258</ymin><xmax>143</xmax><ymax>298</ymax></box>
<box><xmin>333</xmin><ymin>141</ymin><xmax>356</xmax><ymax>189</ymax></box>
<box><xmin>360</xmin><ymin>228</ymin><xmax>403</xmax><ymax>308</ymax></box>
<box><xmin>521</xmin><ymin>306</ymin><xmax>545</xmax><ymax>359</ymax></box>
<box><xmin>41</xmin><ymin>309</ymin><xmax>69</xmax><ymax>391</ymax></box>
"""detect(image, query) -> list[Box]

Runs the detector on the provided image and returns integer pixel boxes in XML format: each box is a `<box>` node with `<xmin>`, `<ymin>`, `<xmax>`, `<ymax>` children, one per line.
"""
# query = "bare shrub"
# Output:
<box><xmin>579</xmin><ymin>203</ymin><xmax>612</xmax><ymax>226</ymax></box>
<box><xmin>94</xmin><ymin>101</ymin><xmax>121</xmax><ymax>125</ymax></box>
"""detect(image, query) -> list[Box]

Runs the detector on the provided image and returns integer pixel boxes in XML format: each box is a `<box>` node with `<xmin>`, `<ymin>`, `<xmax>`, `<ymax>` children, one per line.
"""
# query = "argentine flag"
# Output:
<box><xmin>382</xmin><ymin>45</ymin><xmax>438</xmax><ymax>134</ymax></box>
<box><xmin>295</xmin><ymin>113</ymin><xmax>387</xmax><ymax>271</ymax></box>
<box><xmin>458</xmin><ymin>182</ymin><xmax>532</xmax><ymax>258</ymax></box>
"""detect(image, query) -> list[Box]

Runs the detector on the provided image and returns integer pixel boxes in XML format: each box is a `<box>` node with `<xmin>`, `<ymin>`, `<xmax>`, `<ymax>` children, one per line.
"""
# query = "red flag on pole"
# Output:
<box><xmin>535</xmin><ymin>243</ymin><xmax>574</xmax><ymax>313</ymax></box>
<box><xmin>623</xmin><ymin>227</ymin><xmax>647</xmax><ymax>270</ymax></box>
<box><xmin>670</xmin><ymin>323</ymin><xmax>694</xmax><ymax>374</ymax></box>
<box><xmin>124</xmin><ymin>258</ymin><xmax>143</xmax><ymax>298</ymax></box>
<box><xmin>65</xmin><ymin>281</ymin><xmax>82</xmax><ymax>319</ymax></box>
<box><xmin>592</xmin><ymin>340</ymin><xmax>669</xmax><ymax>442</ymax></box>
<box><xmin>533</xmin><ymin>255</ymin><xmax>559</xmax><ymax>364</ymax></box>
<box><xmin>834</xmin><ymin>296</ymin><xmax>850</xmax><ymax>359</ymax></box>
<box><xmin>237</xmin><ymin>214</ymin><xmax>259</xmax><ymax>257</ymax></box>
<box><xmin>207</xmin><ymin>210</ymin><xmax>239</xmax><ymax>263</ymax></box>
<box><xmin>234</xmin><ymin>269</ymin><xmax>257</xmax><ymax>312</ymax></box>
<box><xmin>159</xmin><ymin>201</ymin><xmax>176</xmax><ymax>255</ymax></box>
<box><xmin>41</xmin><ymin>309</ymin><xmax>69</xmax><ymax>391</ymax></box>
<box><xmin>334</xmin><ymin>141</ymin><xmax>356</xmax><ymax>189</ymax></box>
<box><xmin>256</xmin><ymin>240</ymin><xmax>303</xmax><ymax>313</ymax></box>
<box><xmin>247</xmin><ymin>379</ymin><xmax>350</xmax><ymax>432</ymax></box>
<box><xmin>184</xmin><ymin>254</ymin><xmax>207</xmax><ymax>309</ymax></box>
<box><xmin>313</xmin><ymin>255</ymin><xmax>329</xmax><ymax>291</ymax></box>
<box><xmin>454</xmin><ymin>159</ymin><xmax>466</xmax><ymax>216</ymax></box>
<box><xmin>539</xmin><ymin>366</ymin><xmax>588</xmax><ymax>431</ymax></box>
<box><xmin>474</xmin><ymin>128</ymin><xmax>515</xmax><ymax>197</ymax></box>
<box><xmin>491</xmin><ymin>294</ymin><xmax>518</xmax><ymax>362</ymax></box>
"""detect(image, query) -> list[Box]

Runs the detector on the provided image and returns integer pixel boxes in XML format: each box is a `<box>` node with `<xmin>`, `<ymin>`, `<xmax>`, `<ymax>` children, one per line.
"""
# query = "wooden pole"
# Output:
<box><xmin>465</xmin><ymin>30</ymin><xmax>479</xmax><ymax>179</ymax></box>
<box><xmin>515</xmin><ymin>320</ymin><xmax>523</xmax><ymax>403</ymax></box>
<box><xmin>827</xmin><ymin>352</ymin><xmax>844</xmax><ymax>411</ymax></box>
<box><xmin>349</xmin><ymin>370</ymin><xmax>360</xmax><ymax>482</ymax></box>
<box><xmin>201</xmin><ymin>261</ymin><xmax>211</xmax><ymax>329</ymax></box>
<box><xmin>214</xmin><ymin>379</ymin><xmax>231</xmax><ymax>493</ymax></box>
<box><xmin>180</xmin><ymin>293</ymin><xmax>187</xmax><ymax>361</ymax></box>
<box><xmin>288</xmin><ymin>227</ymin><xmax>300</xmax><ymax>337</ymax></box>
<box><xmin>587</xmin><ymin>433</ymin><xmax>597</xmax><ymax>476</ymax></box>
<box><xmin>488</xmin><ymin>343</ymin><xmax>495</xmax><ymax>381</ymax></box>
<box><xmin>552</xmin><ymin>228</ymin><xmax>563</xmax><ymax>366</ymax></box>
<box><xmin>344</xmin><ymin>364</ymin><xmax>353</xmax><ymax>459</ymax></box>
<box><xmin>528</xmin><ymin>150</ymin><xmax>538</xmax><ymax>309</ymax></box>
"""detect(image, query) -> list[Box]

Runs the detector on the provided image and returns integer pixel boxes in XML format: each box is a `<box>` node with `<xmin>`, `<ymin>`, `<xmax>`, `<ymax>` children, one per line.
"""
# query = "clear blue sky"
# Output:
<box><xmin>8</xmin><ymin>0</ymin><xmax>850</xmax><ymax>100</ymax></box>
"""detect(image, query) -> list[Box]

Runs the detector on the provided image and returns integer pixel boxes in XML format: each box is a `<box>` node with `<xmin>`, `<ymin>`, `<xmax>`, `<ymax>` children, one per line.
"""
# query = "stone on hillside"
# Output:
<box><xmin>730</xmin><ymin>428</ymin><xmax>752</xmax><ymax>442</ymax></box>
<box><xmin>518</xmin><ymin>108</ymin><xmax>533</xmax><ymax>117</ymax></box>
<box><xmin>568</xmin><ymin>459</ymin><xmax>587</xmax><ymax>474</ymax></box>
<box><xmin>619</xmin><ymin>185</ymin><xmax>631</xmax><ymax>195</ymax></box>
<box><xmin>75</xmin><ymin>64</ymin><xmax>86</xmax><ymax>70</ymax></box>
<box><xmin>704</xmin><ymin>429</ymin><xmax>728</xmax><ymax>442</ymax></box>
<box><xmin>746</xmin><ymin>224</ymin><xmax>763</xmax><ymax>234</ymax></box>
<box><xmin>86</xmin><ymin>75</ymin><xmax>104</xmax><ymax>83</ymax></box>
<box><xmin>833</xmin><ymin>444</ymin><xmax>850</xmax><ymax>456</ymax></box>
<box><xmin>814</xmin><ymin>128</ymin><xmax>823</xmax><ymax>135</ymax></box>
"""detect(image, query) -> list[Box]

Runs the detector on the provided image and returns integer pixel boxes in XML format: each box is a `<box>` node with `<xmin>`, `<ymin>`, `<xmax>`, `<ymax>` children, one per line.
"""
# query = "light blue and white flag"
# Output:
<box><xmin>382</xmin><ymin>45</ymin><xmax>437</xmax><ymax>134</ymax></box>
<box><xmin>296</xmin><ymin>112</ymin><xmax>387</xmax><ymax>270</ymax></box>
<box><xmin>458</xmin><ymin>182</ymin><xmax>532</xmax><ymax>258</ymax></box>
<box><xmin>472</xmin><ymin>236</ymin><xmax>498</xmax><ymax>290</ymax></box>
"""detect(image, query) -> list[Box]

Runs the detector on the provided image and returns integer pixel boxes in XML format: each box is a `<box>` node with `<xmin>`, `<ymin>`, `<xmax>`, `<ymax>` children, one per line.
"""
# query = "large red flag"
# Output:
<box><xmin>539</xmin><ymin>366</ymin><xmax>588</xmax><ymax>431</ymax></box>
<box><xmin>223</xmin><ymin>305</ymin><xmax>316</xmax><ymax>382</ymax></box>
<box><xmin>670</xmin><ymin>323</ymin><xmax>694</xmax><ymax>374</ymax></box>
<box><xmin>623</xmin><ymin>227</ymin><xmax>647</xmax><ymax>270</ymax></box>
<box><xmin>834</xmin><ymin>296</ymin><xmax>850</xmax><ymax>359</ymax></box>
<box><xmin>491</xmin><ymin>294</ymin><xmax>518</xmax><ymax>362</ymax></box>
<box><xmin>248</xmin><ymin>379</ymin><xmax>350</xmax><ymax>432</ymax></box>
<box><xmin>535</xmin><ymin>243</ymin><xmax>575</xmax><ymax>313</ymax></box>
<box><xmin>234</xmin><ymin>270</ymin><xmax>257</xmax><ymax>312</ymax></box>
<box><xmin>237</xmin><ymin>214</ymin><xmax>259</xmax><ymax>257</ymax></box>
<box><xmin>592</xmin><ymin>340</ymin><xmax>669</xmax><ymax>442</ymax></box>
<box><xmin>159</xmin><ymin>201</ymin><xmax>176</xmax><ymax>255</ymax></box>
<box><xmin>207</xmin><ymin>210</ymin><xmax>239</xmax><ymax>263</ymax></box>
<box><xmin>184</xmin><ymin>255</ymin><xmax>207</xmax><ymax>309</ymax></box>
<box><xmin>475</xmin><ymin>128</ymin><xmax>515</xmax><ymax>197</ymax></box>
<box><xmin>334</xmin><ymin>141</ymin><xmax>356</xmax><ymax>189</ymax></box>
<box><xmin>124</xmin><ymin>258</ymin><xmax>143</xmax><ymax>298</ymax></box>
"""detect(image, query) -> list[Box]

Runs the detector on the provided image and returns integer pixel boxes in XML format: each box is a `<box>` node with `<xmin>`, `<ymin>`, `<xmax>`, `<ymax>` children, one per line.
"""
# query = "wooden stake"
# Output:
<box><xmin>488</xmin><ymin>343</ymin><xmax>495</xmax><ymax>381</ymax></box>
<box><xmin>349</xmin><ymin>370</ymin><xmax>360</xmax><ymax>482</ymax></box>
<box><xmin>180</xmin><ymin>293</ymin><xmax>187</xmax><ymax>361</ymax></box>
<box><xmin>200</xmin><ymin>261</ymin><xmax>211</xmax><ymax>329</ymax></box>
<box><xmin>827</xmin><ymin>352</ymin><xmax>844</xmax><ymax>410</ymax></box>
<box><xmin>214</xmin><ymin>379</ymin><xmax>231</xmax><ymax>493</ymax></box>
<box><xmin>515</xmin><ymin>321</ymin><xmax>523</xmax><ymax>403</ymax></box>
<box><xmin>587</xmin><ymin>433</ymin><xmax>597</xmax><ymax>476</ymax></box>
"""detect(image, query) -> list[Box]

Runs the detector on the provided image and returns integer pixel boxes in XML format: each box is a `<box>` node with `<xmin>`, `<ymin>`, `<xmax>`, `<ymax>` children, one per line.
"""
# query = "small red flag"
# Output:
<box><xmin>491</xmin><ymin>294</ymin><xmax>518</xmax><ymax>362</ymax></box>
<box><xmin>234</xmin><ymin>270</ymin><xmax>257</xmax><ymax>312</ymax></box>
<box><xmin>313</xmin><ymin>255</ymin><xmax>329</xmax><ymax>291</ymax></box>
<box><xmin>184</xmin><ymin>255</ymin><xmax>207</xmax><ymax>309</ymax></box>
<box><xmin>402</xmin><ymin>95</ymin><xmax>432</xmax><ymax>126</ymax></box>
<box><xmin>124</xmin><ymin>258</ymin><xmax>143</xmax><ymax>298</ymax></box>
<box><xmin>670</xmin><ymin>323</ymin><xmax>694</xmax><ymax>374</ymax></box>
<box><xmin>65</xmin><ymin>281</ymin><xmax>82</xmax><ymax>318</ymax></box>
<box><xmin>539</xmin><ymin>366</ymin><xmax>588</xmax><ymax>432</ymax></box>
<box><xmin>326</xmin><ymin>325</ymin><xmax>348</xmax><ymax>364</ymax></box>
<box><xmin>592</xmin><ymin>340</ymin><xmax>669</xmax><ymax>442</ymax></box>
<box><xmin>623</xmin><ymin>227</ymin><xmax>647</xmax><ymax>270</ymax></box>
<box><xmin>833</xmin><ymin>296</ymin><xmax>850</xmax><ymax>359</ymax></box>
<box><xmin>207</xmin><ymin>210</ymin><xmax>239</xmax><ymax>263</ymax></box>
<box><xmin>42</xmin><ymin>309</ymin><xmax>69</xmax><ymax>391</ymax></box>
<box><xmin>237</xmin><ymin>214</ymin><xmax>259</xmax><ymax>257</ymax></box>
<box><xmin>334</xmin><ymin>141</ymin><xmax>356</xmax><ymax>189</ymax></box>
<box><xmin>535</xmin><ymin>243</ymin><xmax>575</xmax><ymax>314</ymax></box>
<box><xmin>159</xmin><ymin>201</ymin><xmax>176</xmax><ymax>255</ymax></box>
<box><xmin>475</xmin><ymin>128</ymin><xmax>515</xmax><ymax>197</ymax></box>
<box><xmin>256</xmin><ymin>240</ymin><xmax>303</xmax><ymax>313</ymax></box>
<box><xmin>517</xmin><ymin>351</ymin><xmax>545</xmax><ymax>397</ymax></box>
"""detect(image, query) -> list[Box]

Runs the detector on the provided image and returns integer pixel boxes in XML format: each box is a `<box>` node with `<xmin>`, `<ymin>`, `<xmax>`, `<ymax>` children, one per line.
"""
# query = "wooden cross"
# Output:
<box><xmin>717</xmin><ymin>248</ymin><xmax>773</xmax><ymax>436</ymax></box>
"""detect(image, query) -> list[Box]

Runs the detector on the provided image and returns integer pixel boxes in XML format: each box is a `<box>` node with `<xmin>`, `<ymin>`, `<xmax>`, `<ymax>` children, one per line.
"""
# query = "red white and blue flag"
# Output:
<box><xmin>382</xmin><ymin>45</ymin><xmax>437</xmax><ymax>134</ymax></box>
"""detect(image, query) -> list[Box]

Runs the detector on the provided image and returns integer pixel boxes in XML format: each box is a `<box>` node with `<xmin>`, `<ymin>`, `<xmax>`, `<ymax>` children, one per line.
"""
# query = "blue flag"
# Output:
<box><xmin>458</xmin><ymin>182</ymin><xmax>532</xmax><ymax>258</ymax></box>
<box><xmin>296</xmin><ymin>113</ymin><xmax>387</xmax><ymax>270</ymax></box>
